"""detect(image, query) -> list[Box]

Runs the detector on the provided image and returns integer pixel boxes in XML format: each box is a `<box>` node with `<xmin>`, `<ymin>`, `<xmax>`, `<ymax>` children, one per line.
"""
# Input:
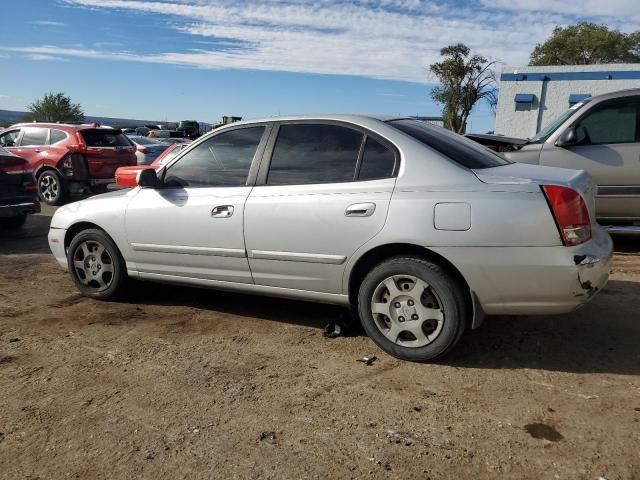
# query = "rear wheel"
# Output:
<box><xmin>67</xmin><ymin>229</ymin><xmax>127</xmax><ymax>300</ymax></box>
<box><xmin>38</xmin><ymin>170</ymin><xmax>66</xmax><ymax>206</ymax></box>
<box><xmin>357</xmin><ymin>256</ymin><xmax>468</xmax><ymax>362</ymax></box>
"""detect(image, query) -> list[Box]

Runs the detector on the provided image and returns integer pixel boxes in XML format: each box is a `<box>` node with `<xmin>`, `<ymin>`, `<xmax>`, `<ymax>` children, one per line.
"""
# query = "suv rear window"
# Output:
<box><xmin>80</xmin><ymin>130</ymin><xmax>132</xmax><ymax>148</ymax></box>
<box><xmin>387</xmin><ymin>119</ymin><xmax>511</xmax><ymax>169</ymax></box>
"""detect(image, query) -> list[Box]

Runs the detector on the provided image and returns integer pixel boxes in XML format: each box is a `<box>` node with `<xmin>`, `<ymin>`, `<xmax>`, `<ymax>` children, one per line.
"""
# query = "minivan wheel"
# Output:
<box><xmin>38</xmin><ymin>170</ymin><xmax>66</xmax><ymax>206</ymax></box>
<box><xmin>67</xmin><ymin>229</ymin><xmax>127</xmax><ymax>300</ymax></box>
<box><xmin>357</xmin><ymin>256</ymin><xmax>467</xmax><ymax>362</ymax></box>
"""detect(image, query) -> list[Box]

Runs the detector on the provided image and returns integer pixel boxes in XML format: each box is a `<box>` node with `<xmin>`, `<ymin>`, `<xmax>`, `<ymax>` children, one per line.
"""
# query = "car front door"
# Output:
<box><xmin>540</xmin><ymin>97</ymin><xmax>640</xmax><ymax>221</ymax></box>
<box><xmin>243</xmin><ymin>121</ymin><xmax>398</xmax><ymax>294</ymax></box>
<box><xmin>125</xmin><ymin>124</ymin><xmax>269</xmax><ymax>283</ymax></box>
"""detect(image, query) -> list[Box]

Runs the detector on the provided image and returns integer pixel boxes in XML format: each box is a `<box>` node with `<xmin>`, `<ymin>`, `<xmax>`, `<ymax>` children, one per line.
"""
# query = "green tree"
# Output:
<box><xmin>25</xmin><ymin>92</ymin><xmax>85</xmax><ymax>123</ymax></box>
<box><xmin>429</xmin><ymin>44</ymin><xmax>497</xmax><ymax>134</ymax></box>
<box><xmin>530</xmin><ymin>23</ymin><xmax>640</xmax><ymax>66</ymax></box>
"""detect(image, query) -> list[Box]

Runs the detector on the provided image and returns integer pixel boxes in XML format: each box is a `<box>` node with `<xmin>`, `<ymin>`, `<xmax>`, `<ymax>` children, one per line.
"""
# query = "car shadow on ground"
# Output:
<box><xmin>124</xmin><ymin>278</ymin><xmax>640</xmax><ymax>376</ymax></box>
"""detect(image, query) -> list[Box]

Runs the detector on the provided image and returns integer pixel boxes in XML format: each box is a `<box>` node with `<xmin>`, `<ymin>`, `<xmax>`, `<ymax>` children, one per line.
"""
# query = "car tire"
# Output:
<box><xmin>37</xmin><ymin>170</ymin><xmax>67</xmax><ymax>206</ymax></box>
<box><xmin>67</xmin><ymin>228</ymin><xmax>127</xmax><ymax>300</ymax></box>
<box><xmin>1</xmin><ymin>215</ymin><xmax>27</xmax><ymax>229</ymax></box>
<box><xmin>357</xmin><ymin>256</ymin><xmax>468</xmax><ymax>362</ymax></box>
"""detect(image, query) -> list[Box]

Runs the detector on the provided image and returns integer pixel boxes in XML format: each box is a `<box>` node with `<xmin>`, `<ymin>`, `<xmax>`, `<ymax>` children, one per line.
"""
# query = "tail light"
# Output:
<box><xmin>68</xmin><ymin>131</ymin><xmax>88</xmax><ymax>153</ymax></box>
<box><xmin>542</xmin><ymin>185</ymin><xmax>591</xmax><ymax>246</ymax></box>
<box><xmin>138</xmin><ymin>147</ymin><xmax>149</xmax><ymax>154</ymax></box>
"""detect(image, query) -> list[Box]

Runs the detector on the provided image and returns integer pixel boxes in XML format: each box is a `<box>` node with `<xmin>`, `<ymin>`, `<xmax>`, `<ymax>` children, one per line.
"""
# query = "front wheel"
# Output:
<box><xmin>67</xmin><ymin>229</ymin><xmax>127</xmax><ymax>300</ymax></box>
<box><xmin>357</xmin><ymin>256</ymin><xmax>468</xmax><ymax>362</ymax></box>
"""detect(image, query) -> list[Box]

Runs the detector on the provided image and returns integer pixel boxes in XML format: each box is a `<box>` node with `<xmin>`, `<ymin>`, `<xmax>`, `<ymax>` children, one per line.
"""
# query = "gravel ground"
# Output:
<box><xmin>1</xmin><ymin>211</ymin><xmax>639</xmax><ymax>479</ymax></box>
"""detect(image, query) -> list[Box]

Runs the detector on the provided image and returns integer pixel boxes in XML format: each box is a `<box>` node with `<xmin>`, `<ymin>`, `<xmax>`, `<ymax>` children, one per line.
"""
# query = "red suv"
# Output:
<box><xmin>0</xmin><ymin>123</ymin><xmax>137</xmax><ymax>205</ymax></box>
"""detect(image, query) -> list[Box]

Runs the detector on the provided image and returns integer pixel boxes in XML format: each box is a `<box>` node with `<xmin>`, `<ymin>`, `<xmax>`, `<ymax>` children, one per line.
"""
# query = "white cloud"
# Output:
<box><xmin>26</xmin><ymin>53</ymin><xmax>69</xmax><ymax>61</ymax></box>
<box><xmin>31</xmin><ymin>20</ymin><xmax>67</xmax><ymax>27</ymax></box>
<box><xmin>8</xmin><ymin>0</ymin><xmax>639</xmax><ymax>82</ymax></box>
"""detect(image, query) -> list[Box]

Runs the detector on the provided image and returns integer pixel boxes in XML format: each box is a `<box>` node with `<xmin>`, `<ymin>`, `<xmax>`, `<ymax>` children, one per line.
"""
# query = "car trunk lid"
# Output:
<box><xmin>473</xmin><ymin>163</ymin><xmax>597</xmax><ymax>226</ymax></box>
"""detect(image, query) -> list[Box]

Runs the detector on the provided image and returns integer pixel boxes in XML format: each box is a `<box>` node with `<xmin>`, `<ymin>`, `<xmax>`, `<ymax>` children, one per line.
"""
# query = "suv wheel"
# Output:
<box><xmin>38</xmin><ymin>170</ymin><xmax>66</xmax><ymax>206</ymax></box>
<box><xmin>67</xmin><ymin>229</ymin><xmax>127</xmax><ymax>300</ymax></box>
<box><xmin>357</xmin><ymin>256</ymin><xmax>467</xmax><ymax>362</ymax></box>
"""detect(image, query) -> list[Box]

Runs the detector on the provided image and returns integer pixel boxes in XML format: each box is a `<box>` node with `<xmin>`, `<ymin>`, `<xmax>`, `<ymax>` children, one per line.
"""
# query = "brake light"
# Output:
<box><xmin>68</xmin><ymin>131</ymin><xmax>87</xmax><ymax>152</ymax></box>
<box><xmin>138</xmin><ymin>147</ymin><xmax>149</xmax><ymax>154</ymax></box>
<box><xmin>542</xmin><ymin>185</ymin><xmax>591</xmax><ymax>246</ymax></box>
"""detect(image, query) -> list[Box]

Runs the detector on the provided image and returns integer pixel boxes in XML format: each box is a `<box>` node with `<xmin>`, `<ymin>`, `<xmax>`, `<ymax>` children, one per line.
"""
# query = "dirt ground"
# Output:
<box><xmin>1</xmin><ymin>210</ymin><xmax>639</xmax><ymax>480</ymax></box>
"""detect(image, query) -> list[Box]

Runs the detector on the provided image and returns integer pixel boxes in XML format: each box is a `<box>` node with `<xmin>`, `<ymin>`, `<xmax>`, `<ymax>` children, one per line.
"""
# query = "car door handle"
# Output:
<box><xmin>345</xmin><ymin>202</ymin><xmax>376</xmax><ymax>217</ymax></box>
<box><xmin>212</xmin><ymin>205</ymin><xmax>234</xmax><ymax>218</ymax></box>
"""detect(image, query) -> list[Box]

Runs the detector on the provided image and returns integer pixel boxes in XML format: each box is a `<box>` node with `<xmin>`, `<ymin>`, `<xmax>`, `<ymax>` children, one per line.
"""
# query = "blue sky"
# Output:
<box><xmin>0</xmin><ymin>0</ymin><xmax>638</xmax><ymax>133</ymax></box>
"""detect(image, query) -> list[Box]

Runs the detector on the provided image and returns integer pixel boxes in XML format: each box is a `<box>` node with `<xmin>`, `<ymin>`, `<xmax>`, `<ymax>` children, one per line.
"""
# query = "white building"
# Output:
<box><xmin>494</xmin><ymin>64</ymin><xmax>640</xmax><ymax>139</ymax></box>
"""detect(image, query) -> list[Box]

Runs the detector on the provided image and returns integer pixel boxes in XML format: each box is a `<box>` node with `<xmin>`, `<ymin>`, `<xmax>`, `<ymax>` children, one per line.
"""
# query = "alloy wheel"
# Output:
<box><xmin>39</xmin><ymin>174</ymin><xmax>59</xmax><ymax>203</ymax></box>
<box><xmin>370</xmin><ymin>275</ymin><xmax>444</xmax><ymax>348</ymax></box>
<box><xmin>72</xmin><ymin>240</ymin><xmax>114</xmax><ymax>292</ymax></box>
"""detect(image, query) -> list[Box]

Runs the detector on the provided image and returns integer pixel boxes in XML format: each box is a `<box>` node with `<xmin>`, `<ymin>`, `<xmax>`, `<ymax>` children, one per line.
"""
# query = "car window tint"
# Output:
<box><xmin>81</xmin><ymin>130</ymin><xmax>131</xmax><ymax>147</ymax></box>
<box><xmin>358</xmin><ymin>137</ymin><xmax>396</xmax><ymax>180</ymax></box>
<box><xmin>20</xmin><ymin>127</ymin><xmax>48</xmax><ymax>146</ymax></box>
<box><xmin>164</xmin><ymin>126</ymin><xmax>264</xmax><ymax>188</ymax></box>
<box><xmin>576</xmin><ymin>101</ymin><xmax>639</xmax><ymax>145</ymax></box>
<box><xmin>159</xmin><ymin>145</ymin><xmax>188</xmax><ymax>165</ymax></box>
<box><xmin>0</xmin><ymin>130</ymin><xmax>20</xmax><ymax>147</ymax></box>
<box><xmin>50</xmin><ymin>129</ymin><xmax>67</xmax><ymax>144</ymax></box>
<box><xmin>267</xmin><ymin>124</ymin><xmax>363</xmax><ymax>185</ymax></box>
<box><xmin>387</xmin><ymin>119</ymin><xmax>511</xmax><ymax>169</ymax></box>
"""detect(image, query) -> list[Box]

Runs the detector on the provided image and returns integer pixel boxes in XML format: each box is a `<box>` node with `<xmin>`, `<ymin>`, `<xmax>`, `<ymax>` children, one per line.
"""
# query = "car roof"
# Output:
<box><xmin>589</xmin><ymin>88</ymin><xmax>640</xmax><ymax>103</ymax></box>
<box><xmin>8</xmin><ymin>122</ymin><xmax>118</xmax><ymax>131</ymax></box>
<box><xmin>212</xmin><ymin>114</ymin><xmax>411</xmax><ymax>130</ymax></box>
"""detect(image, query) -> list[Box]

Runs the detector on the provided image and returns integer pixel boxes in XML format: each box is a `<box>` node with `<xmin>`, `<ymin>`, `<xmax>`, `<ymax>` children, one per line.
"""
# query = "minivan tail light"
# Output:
<box><xmin>542</xmin><ymin>185</ymin><xmax>591</xmax><ymax>246</ymax></box>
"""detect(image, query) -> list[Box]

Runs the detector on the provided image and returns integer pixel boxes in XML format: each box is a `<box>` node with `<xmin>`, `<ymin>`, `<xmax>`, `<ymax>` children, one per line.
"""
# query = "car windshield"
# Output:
<box><xmin>529</xmin><ymin>100</ymin><xmax>590</xmax><ymax>143</ymax></box>
<box><xmin>131</xmin><ymin>137</ymin><xmax>164</xmax><ymax>146</ymax></box>
<box><xmin>387</xmin><ymin>119</ymin><xmax>512</xmax><ymax>169</ymax></box>
<box><xmin>80</xmin><ymin>129</ymin><xmax>131</xmax><ymax>147</ymax></box>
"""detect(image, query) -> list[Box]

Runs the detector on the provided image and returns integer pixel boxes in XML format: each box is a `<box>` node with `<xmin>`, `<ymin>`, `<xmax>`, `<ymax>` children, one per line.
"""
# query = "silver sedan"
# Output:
<box><xmin>48</xmin><ymin>115</ymin><xmax>613</xmax><ymax>361</ymax></box>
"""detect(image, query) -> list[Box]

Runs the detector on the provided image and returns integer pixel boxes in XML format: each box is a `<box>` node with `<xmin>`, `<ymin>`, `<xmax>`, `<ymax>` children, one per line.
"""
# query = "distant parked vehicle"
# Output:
<box><xmin>0</xmin><ymin>147</ymin><xmax>40</xmax><ymax>228</ymax></box>
<box><xmin>466</xmin><ymin>88</ymin><xmax>640</xmax><ymax>233</ymax></box>
<box><xmin>0</xmin><ymin>123</ymin><xmax>136</xmax><ymax>205</ymax></box>
<box><xmin>128</xmin><ymin>136</ymin><xmax>171</xmax><ymax>165</ymax></box>
<box><xmin>113</xmin><ymin>142</ymin><xmax>191</xmax><ymax>188</ymax></box>
<box><xmin>49</xmin><ymin>115</ymin><xmax>612</xmax><ymax>362</ymax></box>
<box><xmin>176</xmin><ymin>120</ymin><xmax>201</xmax><ymax>140</ymax></box>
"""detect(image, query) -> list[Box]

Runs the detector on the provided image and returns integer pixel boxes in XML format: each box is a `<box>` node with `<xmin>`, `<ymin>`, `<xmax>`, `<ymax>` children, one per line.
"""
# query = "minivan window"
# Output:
<box><xmin>81</xmin><ymin>130</ymin><xmax>132</xmax><ymax>147</ymax></box>
<box><xmin>387</xmin><ymin>119</ymin><xmax>510</xmax><ymax>169</ymax></box>
<box><xmin>20</xmin><ymin>127</ymin><xmax>48</xmax><ymax>146</ymax></box>
<box><xmin>50</xmin><ymin>129</ymin><xmax>68</xmax><ymax>144</ymax></box>
<box><xmin>267</xmin><ymin>124</ymin><xmax>364</xmax><ymax>185</ymax></box>
<box><xmin>164</xmin><ymin>126</ymin><xmax>264</xmax><ymax>188</ymax></box>
<box><xmin>575</xmin><ymin>100</ymin><xmax>639</xmax><ymax>145</ymax></box>
<box><xmin>358</xmin><ymin>137</ymin><xmax>396</xmax><ymax>180</ymax></box>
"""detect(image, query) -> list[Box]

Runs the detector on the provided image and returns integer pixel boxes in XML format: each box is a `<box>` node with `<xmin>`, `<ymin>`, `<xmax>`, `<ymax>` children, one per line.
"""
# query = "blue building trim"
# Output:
<box><xmin>501</xmin><ymin>71</ymin><xmax>640</xmax><ymax>82</ymax></box>
<box><xmin>568</xmin><ymin>94</ymin><xmax>591</xmax><ymax>105</ymax></box>
<box><xmin>514</xmin><ymin>94</ymin><xmax>535</xmax><ymax>103</ymax></box>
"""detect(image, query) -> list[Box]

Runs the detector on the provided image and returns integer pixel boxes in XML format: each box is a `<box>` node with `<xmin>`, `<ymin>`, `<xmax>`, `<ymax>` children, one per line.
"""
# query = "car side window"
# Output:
<box><xmin>358</xmin><ymin>137</ymin><xmax>396</xmax><ymax>180</ymax></box>
<box><xmin>0</xmin><ymin>130</ymin><xmax>20</xmax><ymax>147</ymax></box>
<box><xmin>50</xmin><ymin>129</ymin><xmax>68</xmax><ymax>144</ymax></box>
<box><xmin>20</xmin><ymin>127</ymin><xmax>48</xmax><ymax>146</ymax></box>
<box><xmin>164</xmin><ymin>126</ymin><xmax>265</xmax><ymax>188</ymax></box>
<box><xmin>575</xmin><ymin>100</ymin><xmax>639</xmax><ymax>145</ymax></box>
<box><xmin>267</xmin><ymin>124</ymin><xmax>364</xmax><ymax>185</ymax></box>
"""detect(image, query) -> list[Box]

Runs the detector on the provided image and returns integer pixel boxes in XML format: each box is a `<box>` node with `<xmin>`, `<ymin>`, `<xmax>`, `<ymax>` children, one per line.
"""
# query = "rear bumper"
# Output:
<box><xmin>0</xmin><ymin>200</ymin><xmax>40</xmax><ymax>218</ymax></box>
<box><xmin>432</xmin><ymin>227</ymin><xmax>613</xmax><ymax>316</ymax></box>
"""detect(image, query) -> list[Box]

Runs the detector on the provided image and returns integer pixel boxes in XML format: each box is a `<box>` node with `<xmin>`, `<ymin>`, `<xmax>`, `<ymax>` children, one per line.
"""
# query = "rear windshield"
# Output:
<box><xmin>387</xmin><ymin>119</ymin><xmax>511</xmax><ymax>169</ymax></box>
<box><xmin>81</xmin><ymin>129</ymin><xmax>132</xmax><ymax>147</ymax></box>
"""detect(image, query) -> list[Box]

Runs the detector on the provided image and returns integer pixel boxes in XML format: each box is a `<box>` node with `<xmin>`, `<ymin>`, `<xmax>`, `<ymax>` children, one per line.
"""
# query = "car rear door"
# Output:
<box><xmin>243</xmin><ymin>121</ymin><xmax>398</xmax><ymax>294</ymax></box>
<box><xmin>124</xmin><ymin>124</ymin><xmax>269</xmax><ymax>283</ymax></box>
<box><xmin>540</xmin><ymin>97</ymin><xmax>640</xmax><ymax>221</ymax></box>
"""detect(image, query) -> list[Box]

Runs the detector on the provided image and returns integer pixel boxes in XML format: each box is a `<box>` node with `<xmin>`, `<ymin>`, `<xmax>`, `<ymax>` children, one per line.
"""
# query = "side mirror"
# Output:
<box><xmin>137</xmin><ymin>168</ymin><xmax>160</xmax><ymax>188</ymax></box>
<box><xmin>555</xmin><ymin>127</ymin><xmax>578</xmax><ymax>148</ymax></box>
